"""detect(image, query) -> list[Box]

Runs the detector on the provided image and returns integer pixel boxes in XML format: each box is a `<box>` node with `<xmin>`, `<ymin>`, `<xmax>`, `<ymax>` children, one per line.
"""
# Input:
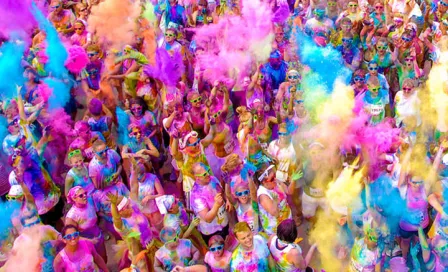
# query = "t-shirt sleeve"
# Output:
<box><xmin>192</xmin><ymin>196</ymin><xmax>208</xmax><ymax>214</ymax></box>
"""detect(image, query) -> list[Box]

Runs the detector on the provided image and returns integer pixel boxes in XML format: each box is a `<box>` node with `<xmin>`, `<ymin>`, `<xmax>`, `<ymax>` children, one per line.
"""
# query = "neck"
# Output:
<box><xmin>66</xmin><ymin>243</ymin><xmax>79</xmax><ymax>253</ymax></box>
<box><xmin>241</xmin><ymin>244</ymin><xmax>253</xmax><ymax>251</ymax></box>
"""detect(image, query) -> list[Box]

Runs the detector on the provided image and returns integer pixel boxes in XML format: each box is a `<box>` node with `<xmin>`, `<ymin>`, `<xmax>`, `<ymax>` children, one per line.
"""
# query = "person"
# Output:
<box><xmin>190</xmin><ymin>162</ymin><xmax>230</xmax><ymax>244</ymax></box>
<box><xmin>394</xmin><ymin>78</ymin><xmax>421</xmax><ymax>127</ymax></box>
<box><xmin>362</xmin><ymin>76</ymin><xmax>391</xmax><ymax>125</ymax></box>
<box><xmin>65</xmin><ymin>149</ymin><xmax>95</xmax><ymax>196</ymax></box>
<box><xmin>53</xmin><ymin>224</ymin><xmax>109</xmax><ymax>272</ymax></box>
<box><xmin>349</xmin><ymin>227</ymin><xmax>382</xmax><ymax>272</ymax></box>
<box><xmin>70</xmin><ymin>121</ymin><xmax>106</xmax><ymax>161</ymax></box>
<box><xmin>256</xmin><ymin>164</ymin><xmax>292</xmax><ymax>236</ymax></box>
<box><xmin>233</xmin><ymin>177</ymin><xmax>260</xmax><ymax>235</ymax></box>
<box><xmin>268</xmin><ymin>219</ymin><xmax>317</xmax><ymax>271</ymax></box>
<box><xmin>229</xmin><ymin>222</ymin><xmax>273</xmax><ymax>271</ymax></box>
<box><xmin>154</xmin><ymin>226</ymin><xmax>200</xmax><ymax>272</ymax></box>
<box><xmin>204</xmin><ymin>235</ymin><xmax>232</xmax><ymax>271</ymax></box>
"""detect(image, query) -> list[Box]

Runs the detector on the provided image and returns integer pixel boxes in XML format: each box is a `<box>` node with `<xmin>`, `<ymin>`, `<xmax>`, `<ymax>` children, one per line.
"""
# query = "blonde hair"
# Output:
<box><xmin>233</xmin><ymin>222</ymin><xmax>252</xmax><ymax>236</ymax></box>
<box><xmin>221</xmin><ymin>154</ymin><xmax>241</xmax><ymax>173</ymax></box>
<box><xmin>402</xmin><ymin>78</ymin><xmax>415</xmax><ymax>88</ymax></box>
<box><xmin>236</xmin><ymin>106</ymin><xmax>252</xmax><ymax>131</ymax></box>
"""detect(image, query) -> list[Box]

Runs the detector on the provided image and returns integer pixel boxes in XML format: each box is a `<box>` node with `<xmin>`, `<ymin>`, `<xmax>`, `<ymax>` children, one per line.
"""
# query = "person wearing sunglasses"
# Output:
<box><xmin>75</xmin><ymin>3</ymin><xmax>89</xmax><ymax>20</ymax></box>
<box><xmin>190</xmin><ymin>162</ymin><xmax>230</xmax><ymax>244</ymax></box>
<box><xmin>233</xmin><ymin>176</ymin><xmax>262</xmax><ymax>235</ymax></box>
<box><xmin>393</xmin><ymin>46</ymin><xmax>423</xmax><ymax>90</ymax></box>
<box><xmin>351</xmin><ymin>69</ymin><xmax>369</xmax><ymax>99</ymax></box>
<box><xmin>337</xmin><ymin>0</ymin><xmax>364</xmax><ymax>27</ymax></box>
<box><xmin>154</xmin><ymin>226</ymin><xmax>200</xmax><ymax>272</ymax></box>
<box><xmin>158</xmin><ymin>28</ymin><xmax>183</xmax><ymax>56</ymax></box>
<box><xmin>304</xmin><ymin>3</ymin><xmax>335</xmax><ymax>42</ymax></box>
<box><xmin>48</xmin><ymin>0</ymin><xmax>76</xmax><ymax>35</ymax></box>
<box><xmin>251</xmin><ymin>99</ymin><xmax>278</xmax><ymax>150</ymax></box>
<box><xmin>394</xmin><ymin>78</ymin><xmax>421</xmax><ymax>127</ymax></box>
<box><xmin>230</xmin><ymin>221</ymin><xmax>273</xmax><ymax>271</ymax></box>
<box><xmin>335</xmin><ymin>32</ymin><xmax>362</xmax><ymax>72</ymax></box>
<box><xmin>269</xmin><ymin>219</ymin><xmax>318</xmax><ymax>271</ymax></box>
<box><xmin>84</xmin><ymin>98</ymin><xmax>116</xmax><ymax>150</ymax></box>
<box><xmin>53</xmin><ymin>224</ymin><xmax>109</xmax><ymax>272</ymax></box>
<box><xmin>362</xmin><ymin>77</ymin><xmax>391</xmax><ymax>125</ymax></box>
<box><xmin>349</xmin><ymin>227</ymin><xmax>382</xmax><ymax>272</ymax></box>
<box><xmin>65</xmin><ymin>148</ymin><xmax>95</xmax><ymax>197</ymax></box>
<box><xmin>369</xmin><ymin>38</ymin><xmax>394</xmax><ymax>76</ymax></box>
<box><xmin>246</xmin><ymin>64</ymin><xmax>270</xmax><ymax>110</ymax></box>
<box><xmin>163</xmin><ymin>97</ymin><xmax>193</xmax><ymax>141</ymax></box>
<box><xmin>263</xmin><ymin>50</ymin><xmax>288</xmax><ymax>91</ymax></box>
<box><xmin>365</xmin><ymin>60</ymin><xmax>390</xmax><ymax>96</ymax></box>
<box><xmin>257</xmin><ymin>164</ymin><xmax>292</xmax><ymax>236</ymax></box>
<box><xmin>326</xmin><ymin>0</ymin><xmax>340</xmax><ymax>22</ymax></box>
<box><xmin>65</xmin><ymin>186</ymin><xmax>107</xmax><ymax>263</ymax></box>
<box><xmin>204</xmin><ymin>235</ymin><xmax>232</xmax><ymax>271</ymax></box>
<box><xmin>69</xmin><ymin>20</ymin><xmax>90</xmax><ymax>47</ymax></box>
<box><xmin>276</xmin><ymin>69</ymin><xmax>302</xmax><ymax>112</ymax></box>
<box><xmin>69</xmin><ymin>120</ymin><xmax>105</xmax><ymax>161</ymax></box>
<box><xmin>187</xmin><ymin>91</ymin><xmax>206</xmax><ymax>137</ymax></box>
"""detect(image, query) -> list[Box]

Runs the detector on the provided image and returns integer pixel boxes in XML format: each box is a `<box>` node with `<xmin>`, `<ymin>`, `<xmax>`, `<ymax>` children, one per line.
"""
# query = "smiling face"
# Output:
<box><xmin>210</xmin><ymin>242</ymin><xmax>225</xmax><ymax>257</ymax></box>
<box><xmin>73</xmin><ymin>188</ymin><xmax>88</xmax><ymax>206</ymax></box>
<box><xmin>74</xmin><ymin>22</ymin><xmax>85</xmax><ymax>34</ymax></box>
<box><xmin>235</xmin><ymin>230</ymin><xmax>253</xmax><ymax>250</ymax></box>
<box><xmin>165</xmin><ymin>30</ymin><xmax>176</xmax><ymax>43</ymax></box>
<box><xmin>193</xmin><ymin>164</ymin><xmax>211</xmax><ymax>185</ymax></box>
<box><xmin>368</xmin><ymin>63</ymin><xmax>379</xmax><ymax>76</ymax></box>
<box><xmin>63</xmin><ymin>228</ymin><xmax>80</xmax><ymax>247</ymax></box>
<box><xmin>129</xmin><ymin>127</ymin><xmax>142</xmax><ymax>142</ymax></box>
<box><xmin>235</xmin><ymin>186</ymin><xmax>250</xmax><ymax>204</ymax></box>
<box><xmin>347</xmin><ymin>1</ymin><xmax>358</xmax><ymax>13</ymax></box>
<box><xmin>69</xmin><ymin>153</ymin><xmax>84</xmax><ymax>170</ymax></box>
<box><xmin>376</xmin><ymin>41</ymin><xmax>388</xmax><ymax>55</ymax></box>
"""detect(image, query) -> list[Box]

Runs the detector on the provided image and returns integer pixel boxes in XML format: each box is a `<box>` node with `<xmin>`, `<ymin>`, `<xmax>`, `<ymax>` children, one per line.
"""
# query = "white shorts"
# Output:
<box><xmin>302</xmin><ymin>192</ymin><xmax>328</xmax><ymax>218</ymax></box>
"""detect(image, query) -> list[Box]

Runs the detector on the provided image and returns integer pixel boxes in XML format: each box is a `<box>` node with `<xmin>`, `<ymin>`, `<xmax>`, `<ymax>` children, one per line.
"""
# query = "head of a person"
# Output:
<box><xmin>74</xmin><ymin>121</ymin><xmax>91</xmax><ymax>139</ymax></box>
<box><xmin>236</xmin><ymin>106</ymin><xmax>253</xmax><ymax>130</ymax></box>
<box><xmin>62</xmin><ymin>224</ymin><xmax>80</xmax><ymax>247</ymax></box>
<box><xmin>160</xmin><ymin>227</ymin><xmax>180</xmax><ymax>249</ymax></box>
<box><xmin>76</xmin><ymin>3</ymin><xmax>89</xmax><ymax>17</ymax></box>
<box><xmin>367</xmin><ymin>60</ymin><xmax>379</xmax><ymax>75</ymax></box>
<box><xmin>342</xmin><ymin>145</ymin><xmax>361</xmax><ymax>169</ymax></box>
<box><xmin>67</xmin><ymin>149</ymin><xmax>84</xmax><ymax>170</ymax></box>
<box><xmin>128</xmin><ymin>124</ymin><xmax>142</xmax><ymax>142</ymax></box>
<box><xmin>165</xmin><ymin>28</ymin><xmax>177</xmax><ymax>43</ymax></box>
<box><xmin>86</xmin><ymin>44</ymin><xmax>100</xmax><ymax>61</ymax></box>
<box><xmin>235</xmin><ymin>183</ymin><xmax>250</xmax><ymax>204</ymax></box>
<box><xmin>340</xmin><ymin>18</ymin><xmax>353</xmax><ymax>33</ymax></box>
<box><xmin>342</xmin><ymin>32</ymin><xmax>354</xmax><ymax>48</ymax></box>
<box><xmin>198</xmin><ymin>0</ymin><xmax>208</xmax><ymax>12</ymax></box>
<box><xmin>402</xmin><ymin>78</ymin><xmax>416</xmax><ymax>96</ymax></box>
<box><xmin>129</xmin><ymin>97</ymin><xmax>146</xmax><ymax>117</ymax></box>
<box><xmin>374</xmin><ymin>0</ymin><xmax>384</xmax><ymax>14</ymax></box>
<box><xmin>376</xmin><ymin>37</ymin><xmax>389</xmax><ymax>54</ymax></box>
<box><xmin>347</xmin><ymin>0</ymin><xmax>358</xmax><ymax>13</ymax></box>
<box><xmin>234</xmin><ymin>222</ymin><xmax>253</xmax><ymax>250</ymax></box>
<box><xmin>366</xmin><ymin>77</ymin><xmax>381</xmax><ymax>96</ymax></box>
<box><xmin>352</xmin><ymin>69</ymin><xmax>366</xmax><ymax>87</ymax></box>
<box><xmin>439</xmin><ymin>0</ymin><xmax>448</xmax><ymax>13</ymax></box>
<box><xmin>277</xmin><ymin>219</ymin><xmax>297</xmax><ymax>243</ymax></box>
<box><xmin>269</xmin><ymin>50</ymin><xmax>282</xmax><ymax>69</ymax></box>
<box><xmin>274</xmin><ymin>25</ymin><xmax>285</xmax><ymax>43</ymax></box>
<box><xmin>73</xmin><ymin>20</ymin><xmax>86</xmax><ymax>34</ymax></box>
<box><xmin>67</xmin><ymin>186</ymin><xmax>88</xmax><ymax>207</ymax></box>
<box><xmin>50</xmin><ymin>0</ymin><xmax>63</xmax><ymax>14</ymax></box>
<box><xmin>208</xmin><ymin>235</ymin><xmax>225</xmax><ymax>258</ymax></box>
<box><xmin>88</xmin><ymin>98</ymin><xmax>103</xmax><ymax>117</ymax></box>
<box><xmin>7</xmin><ymin>117</ymin><xmax>20</xmax><ymax>135</ymax></box>
<box><xmin>403</xmin><ymin>52</ymin><xmax>414</xmax><ymax>68</ymax></box>
<box><xmin>308</xmin><ymin>142</ymin><xmax>325</xmax><ymax>166</ymax></box>
<box><xmin>23</xmin><ymin>67</ymin><xmax>39</xmax><ymax>83</ymax></box>
<box><xmin>192</xmin><ymin>162</ymin><xmax>212</xmax><ymax>185</ymax></box>
<box><xmin>293</xmin><ymin>93</ymin><xmax>305</xmax><ymax>114</ymax></box>
<box><xmin>287</xmin><ymin>69</ymin><xmax>300</xmax><ymax>85</ymax></box>
<box><xmin>327</xmin><ymin>0</ymin><xmax>337</xmax><ymax>11</ymax></box>
<box><xmin>257</xmin><ymin>164</ymin><xmax>277</xmax><ymax>190</ymax></box>
<box><xmin>221</xmin><ymin>154</ymin><xmax>243</xmax><ymax>176</ymax></box>
<box><xmin>401</xmin><ymin>31</ymin><xmax>414</xmax><ymax>48</ymax></box>
<box><xmin>4</xmin><ymin>100</ymin><xmax>19</xmax><ymax>120</ymax></box>
<box><xmin>313</xmin><ymin>4</ymin><xmax>326</xmax><ymax>20</ymax></box>
<box><xmin>117</xmin><ymin>196</ymin><xmax>134</xmax><ymax>218</ymax></box>
<box><xmin>180</xmin><ymin>131</ymin><xmax>201</xmax><ymax>156</ymax></box>
<box><xmin>393</xmin><ymin>13</ymin><xmax>404</xmax><ymax>27</ymax></box>
<box><xmin>187</xmin><ymin>91</ymin><xmax>202</xmax><ymax>108</ymax></box>
<box><xmin>6</xmin><ymin>185</ymin><xmax>24</xmax><ymax>203</ymax></box>
<box><xmin>364</xmin><ymin>227</ymin><xmax>379</xmax><ymax>250</ymax></box>
<box><xmin>278</xmin><ymin>122</ymin><xmax>292</xmax><ymax>143</ymax></box>
<box><xmin>92</xmin><ymin>139</ymin><xmax>108</xmax><ymax>160</ymax></box>
<box><xmin>209</xmin><ymin>105</ymin><xmax>223</xmax><ymax>124</ymax></box>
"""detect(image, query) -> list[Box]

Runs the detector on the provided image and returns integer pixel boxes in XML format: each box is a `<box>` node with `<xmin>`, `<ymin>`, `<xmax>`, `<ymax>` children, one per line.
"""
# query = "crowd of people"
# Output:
<box><xmin>0</xmin><ymin>0</ymin><xmax>447</xmax><ymax>271</ymax></box>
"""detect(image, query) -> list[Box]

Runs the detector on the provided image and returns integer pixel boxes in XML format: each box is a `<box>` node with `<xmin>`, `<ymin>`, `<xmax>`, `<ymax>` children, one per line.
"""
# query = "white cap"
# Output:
<box><xmin>8</xmin><ymin>185</ymin><xmax>23</xmax><ymax>197</ymax></box>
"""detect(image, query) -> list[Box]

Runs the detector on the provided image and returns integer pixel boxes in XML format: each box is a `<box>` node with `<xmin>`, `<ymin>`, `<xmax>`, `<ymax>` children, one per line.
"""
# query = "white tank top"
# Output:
<box><xmin>269</xmin><ymin>236</ymin><xmax>303</xmax><ymax>272</ymax></box>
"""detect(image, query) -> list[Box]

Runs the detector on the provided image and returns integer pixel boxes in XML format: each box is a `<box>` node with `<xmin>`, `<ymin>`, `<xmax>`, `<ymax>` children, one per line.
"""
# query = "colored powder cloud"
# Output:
<box><xmin>0</xmin><ymin>40</ymin><xmax>26</xmax><ymax>100</ymax></box>
<box><xmin>0</xmin><ymin>0</ymin><xmax>37</xmax><ymax>39</ymax></box>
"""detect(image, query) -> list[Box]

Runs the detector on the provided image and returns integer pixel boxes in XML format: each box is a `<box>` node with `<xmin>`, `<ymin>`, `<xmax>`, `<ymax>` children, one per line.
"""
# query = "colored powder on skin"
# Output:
<box><xmin>65</xmin><ymin>45</ymin><xmax>89</xmax><ymax>74</ymax></box>
<box><xmin>116</xmin><ymin>107</ymin><xmax>130</xmax><ymax>145</ymax></box>
<box><xmin>87</xmin><ymin>0</ymin><xmax>141</xmax><ymax>49</ymax></box>
<box><xmin>31</xmin><ymin>2</ymin><xmax>68</xmax><ymax>79</ymax></box>
<box><xmin>0</xmin><ymin>40</ymin><xmax>26</xmax><ymax>100</ymax></box>
<box><xmin>143</xmin><ymin>48</ymin><xmax>184</xmax><ymax>87</ymax></box>
<box><xmin>0</xmin><ymin>0</ymin><xmax>36</xmax><ymax>39</ymax></box>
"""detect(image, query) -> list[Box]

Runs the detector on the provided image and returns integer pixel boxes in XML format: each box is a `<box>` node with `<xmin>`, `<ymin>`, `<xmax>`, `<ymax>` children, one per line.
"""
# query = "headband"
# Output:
<box><xmin>309</xmin><ymin>142</ymin><xmax>325</xmax><ymax>149</ymax></box>
<box><xmin>258</xmin><ymin>165</ymin><xmax>275</xmax><ymax>181</ymax></box>
<box><xmin>67</xmin><ymin>186</ymin><xmax>83</xmax><ymax>204</ymax></box>
<box><xmin>117</xmin><ymin>197</ymin><xmax>129</xmax><ymax>212</ymax></box>
<box><xmin>179</xmin><ymin>131</ymin><xmax>199</xmax><ymax>149</ymax></box>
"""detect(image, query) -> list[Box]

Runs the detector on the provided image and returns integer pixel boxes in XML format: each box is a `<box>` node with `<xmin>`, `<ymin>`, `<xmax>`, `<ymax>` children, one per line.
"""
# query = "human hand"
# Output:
<box><xmin>189</xmin><ymin>217</ymin><xmax>200</xmax><ymax>228</ymax></box>
<box><xmin>107</xmin><ymin>192</ymin><xmax>119</xmax><ymax>205</ymax></box>
<box><xmin>225</xmin><ymin>200</ymin><xmax>233</xmax><ymax>212</ymax></box>
<box><xmin>171</xmin><ymin>266</ymin><xmax>185</xmax><ymax>272</ymax></box>
<box><xmin>214</xmin><ymin>193</ymin><xmax>224</xmax><ymax>207</ymax></box>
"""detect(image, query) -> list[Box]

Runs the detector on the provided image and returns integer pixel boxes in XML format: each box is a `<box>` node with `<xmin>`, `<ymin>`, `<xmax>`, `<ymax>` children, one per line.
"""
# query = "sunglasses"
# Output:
<box><xmin>235</xmin><ymin>190</ymin><xmax>250</xmax><ymax>197</ymax></box>
<box><xmin>6</xmin><ymin>194</ymin><xmax>23</xmax><ymax>200</ymax></box>
<box><xmin>131</xmin><ymin>131</ymin><xmax>141</xmax><ymax>136</ymax></box>
<box><xmin>87</xmin><ymin>52</ymin><xmax>98</xmax><ymax>57</ymax></box>
<box><xmin>405</xmin><ymin>58</ymin><xmax>414</xmax><ymax>62</ymax></box>
<box><xmin>258</xmin><ymin>74</ymin><xmax>264</xmax><ymax>79</ymax></box>
<box><xmin>328</xmin><ymin>2</ymin><xmax>336</xmax><ymax>7</ymax></box>
<box><xmin>368</xmin><ymin>66</ymin><xmax>378</xmax><ymax>71</ymax></box>
<box><xmin>403</xmin><ymin>87</ymin><xmax>412</xmax><ymax>91</ymax></box>
<box><xmin>278</xmin><ymin>132</ymin><xmax>289</xmax><ymax>136</ymax></box>
<box><xmin>440</xmin><ymin>1</ymin><xmax>448</xmax><ymax>6</ymax></box>
<box><xmin>63</xmin><ymin>231</ymin><xmax>80</xmax><ymax>240</ymax></box>
<box><xmin>165</xmin><ymin>33</ymin><xmax>176</xmax><ymax>37</ymax></box>
<box><xmin>369</xmin><ymin>87</ymin><xmax>380</xmax><ymax>92</ymax></box>
<box><xmin>348</xmin><ymin>4</ymin><xmax>358</xmax><ymax>7</ymax></box>
<box><xmin>74</xmin><ymin>27</ymin><xmax>83</xmax><ymax>30</ymax></box>
<box><xmin>51</xmin><ymin>5</ymin><xmax>60</xmax><ymax>9</ymax></box>
<box><xmin>210</xmin><ymin>245</ymin><xmax>224</xmax><ymax>252</ymax></box>
<box><xmin>401</xmin><ymin>36</ymin><xmax>412</xmax><ymax>42</ymax></box>
<box><xmin>342</xmin><ymin>38</ymin><xmax>353</xmax><ymax>43</ymax></box>
<box><xmin>8</xmin><ymin>119</ymin><xmax>19</xmax><ymax>127</ymax></box>
<box><xmin>195</xmin><ymin>167</ymin><xmax>210</xmax><ymax>177</ymax></box>
<box><xmin>187</xmin><ymin>138</ymin><xmax>200</xmax><ymax>147</ymax></box>
<box><xmin>377</xmin><ymin>46</ymin><xmax>388</xmax><ymax>50</ymax></box>
<box><xmin>375</xmin><ymin>6</ymin><xmax>384</xmax><ymax>10</ymax></box>
<box><xmin>131</xmin><ymin>106</ymin><xmax>142</xmax><ymax>111</ymax></box>
<box><xmin>96</xmin><ymin>148</ymin><xmax>109</xmax><ymax>156</ymax></box>
<box><xmin>212</xmin><ymin>111</ymin><xmax>222</xmax><ymax>119</ymax></box>
<box><xmin>76</xmin><ymin>193</ymin><xmax>87</xmax><ymax>199</ymax></box>
<box><xmin>354</xmin><ymin>76</ymin><xmax>364</xmax><ymax>82</ymax></box>
<box><xmin>68</xmin><ymin>149</ymin><xmax>82</xmax><ymax>159</ymax></box>
<box><xmin>367</xmin><ymin>233</ymin><xmax>378</xmax><ymax>243</ymax></box>
<box><xmin>190</xmin><ymin>97</ymin><xmax>202</xmax><ymax>103</ymax></box>
<box><xmin>288</xmin><ymin>75</ymin><xmax>299</xmax><ymax>80</ymax></box>
<box><xmin>410</xmin><ymin>180</ymin><xmax>423</xmax><ymax>185</ymax></box>
<box><xmin>295</xmin><ymin>99</ymin><xmax>304</xmax><ymax>104</ymax></box>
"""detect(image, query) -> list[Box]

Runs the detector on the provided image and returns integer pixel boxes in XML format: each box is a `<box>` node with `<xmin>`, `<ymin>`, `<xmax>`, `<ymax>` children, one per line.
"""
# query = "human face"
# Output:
<box><xmin>278</xmin><ymin>128</ymin><xmax>291</xmax><ymax>143</ymax></box>
<box><xmin>78</xmin><ymin>5</ymin><xmax>89</xmax><ymax>17</ymax></box>
<box><xmin>189</xmin><ymin>94</ymin><xmax>202</xmax><ymax>107</ymax></box>
<box><xmin>342</xmin><ymin>37</ymin><xmax>353</xmax><ymax>47</ymax></box>
<box><xmin>94</xmin><ymin>144</ymin><xmax>108</xmax><ymax>160</ymax></box>
<box><xmin>353</xmin><ymin>75</ymin><xmax>365</xmax><ymax>86</ymax></box>
<box><xmin>63</xmin><ymin>228</ymin><xmax>80</xmax><ymax>247</ymax></box>
<box><xmin>77</xmin><ymin>126</ymin><xmax>91</xmax><ymax>139</ymax></box>
<box><xmin>74</xmin><ymin>24</ymin><xmax>84</xmax><ymax>34</ymax></box>
<box><xmin>7</xmin><ymin>118</ymin><xmax>20</xmax><ymax>134</ymax></box>
<box><xmin>129</xmin><ymin>127</ymin><xmax>142</xmax><ymax>141</ymax></box>
<box><xmin>210</xmin><ymin>243</ymin><xmax>225</xmax><ymax>257</ymax></box>
<box><xmin>348</xmin><ymin>2</ymin><xmax>358</xmax><ymax>13</ymax></box>
<box><xmin>87</xmin><ymin>51</ymin><xmax>99</xmax><ymax>61</ymax></box>
<box><xmin>365</xmin><ymin>232</ymin><xmax>378</xmax><ymax>250</ymax></box>
<box><xmin>402</xmin><ymin>84</ymin><xmax>414</xmax><ymax>96</ymax></box>
<box><xmin>69</xmin><ymin>154</ymin><xmax>84</xmax><ymax>170</ymax></box>
<box><xmin>401</xmin><ymin>35</ymin><xmax>412</xmax><ymax>46</ymax></box>
<box><xmin>23</xmin><ymin>69</ymin><xmax>36</xmax><ymax>81</ymax></box>
<box><xmin>74</xmin><ymin>189</ymin><xmax>88</xmax><ymax>206</ymax></box>
<box><xmin>368</xmin><ymin>84</ymin><xmax>381</xmax><ymax>96</ymax></box>
<box><xmin>275</xmin><ymin>30</ymin><xmax>284</xmax><ymax>43</ymax></box>
<box><xmin>374</xmin><ymin>4</ymin><xmax>384</xmax><ymax>13</ymax></box>
<box><xmin>236</xmin><ymin>231</ymin><xmax>253</xmax><ymax>250</ymax></box>
<box><xmin>262</xmin><ymin>171</ymin><xmax>276</xmax><ymax>190</ymax></box>
<box><xmin>368</xmin><ymin>64</ymin><xmax>378</xmax><ymax>75</ymax></box>
<box><xmin>235</xmin><ymin>188</ymin><xmax>250</xmax><ymax>204</ymax></box>
<box><xmin>288</xmin><ymin>73</ymin><xmax>300</xmax><ymax>84</ymax></box>
<box><xmin>404</xmin><ymin>56</ymin><xmax>414</xmax><ymax>67</ymax></box>
<box><xmin>341</xmin><ymin>22</ymin><xmax>352</xmax><ymax>33</ymax></box>
<box><xmin>165</xmin><ymin>31</ymin><xmax>176</xmax><ymax>43</ymax></box>
<box><xmin>439</xmin><ymin>0</ymin><xmax>448</xmax><ymax>12</ymax></box>
<box><xmin>50</xmin><ymin>1</ymin><xmax>63</xmax><ymax>13</ymax></box>
<box><xmin>409</xmin><ymin>177</ymin><xmax>423</xmax><ymax>189</ymax></box>
<box><xmin>131</xmin><ymin>103</ymin><xmax>143</xmax><ymax>117</ymax></box>
<box><xmin>165</xmin><ymin>233</ymin><xmax>180</xmax><ymax>249</ymax></box>
<box><xmin>313</xmin><ymin>9</ymin><xmax>325</xmax><ymax>20</ymax></box>
<box><xmin>376</xmin><ymin>42</ymin><xmax>388</xmax><ymax>54</ymax></box>
<box><xmin>327</xmin><ymin>1</ymin><xmax>337</xmax><ymax>11</ymax></box>
<box><xmin>194</xmin><ymin>165</ymin><xmax>211</xmax><ymax>185</ymax></box>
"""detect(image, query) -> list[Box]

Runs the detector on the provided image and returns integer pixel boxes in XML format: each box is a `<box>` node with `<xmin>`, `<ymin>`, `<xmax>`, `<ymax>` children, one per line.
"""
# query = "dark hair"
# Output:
<box><xmin>62</xmin><ymin>224</ymin><xmax>79</xmax><ymax>236</ymax></box>
<box><xmin>129</xmin><ymin>97</ymin><xmax>147</xmax><ymax>113</ymax></box>
<box><xmin>277</xmin><ymin>219</ymin><xmax>297</xmax><ymax>243</ymax></box>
